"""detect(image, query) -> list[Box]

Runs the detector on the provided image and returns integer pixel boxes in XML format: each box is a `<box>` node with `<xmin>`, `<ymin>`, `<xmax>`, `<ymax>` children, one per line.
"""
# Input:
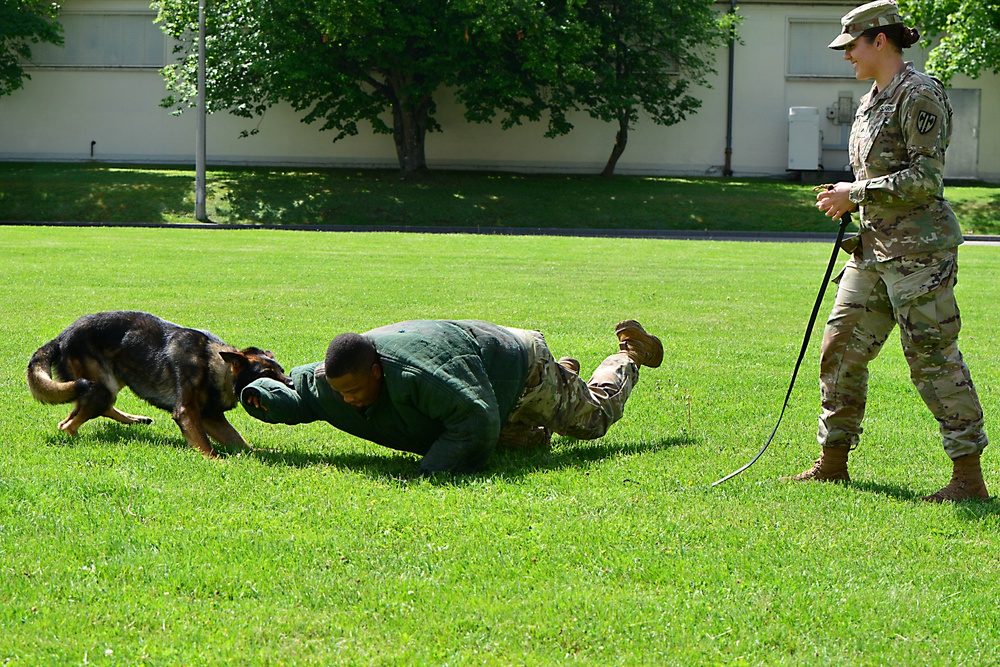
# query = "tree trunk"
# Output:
<box><xmin>601</xmin><ymin>109</ymin><xmax>630</xmax><ymax>177</ymax></box>
<box><xmin>389</xmin><ymin>81</ymin><xmax>431</xmax><ymax>178</ymax></box>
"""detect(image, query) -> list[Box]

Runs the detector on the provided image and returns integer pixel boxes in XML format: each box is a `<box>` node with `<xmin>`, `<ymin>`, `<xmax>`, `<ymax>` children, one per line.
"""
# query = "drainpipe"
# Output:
<box><xmin>722</xmin><ymin>0</ymin><xmax>736</xmax><ymax>177</ymax></box>
<box><xmin>195</xmin><ymin>0</ymin><xmax>207</xmax><ymax>221</ymax></box>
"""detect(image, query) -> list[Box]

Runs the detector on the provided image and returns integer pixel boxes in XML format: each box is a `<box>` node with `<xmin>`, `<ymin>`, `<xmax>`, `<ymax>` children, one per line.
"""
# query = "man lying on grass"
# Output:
<box><xmin>240</xmin><ymin>319</ymin><xmax>662</xmax><ymax>474</ymax></box>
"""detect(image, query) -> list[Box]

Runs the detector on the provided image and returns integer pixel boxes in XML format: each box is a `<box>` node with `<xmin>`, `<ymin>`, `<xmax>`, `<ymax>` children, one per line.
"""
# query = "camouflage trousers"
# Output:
<box><xmin>498</xmin><ymin>328</ymin><xmax>639</xmax><ymax>449</ymax></box>
<box><xmin>818</xmin><ymin>248</ymin><xmax>988</xmax><ymax>458</ymax></box>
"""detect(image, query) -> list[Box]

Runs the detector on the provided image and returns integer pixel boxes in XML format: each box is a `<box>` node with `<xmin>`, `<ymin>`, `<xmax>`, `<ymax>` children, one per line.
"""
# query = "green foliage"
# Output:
<box><xmin>569</xmin><ymin>0</ymin><xmax>739</xmax><ymax>175</ymax></box>
<box><xmin>2</xmin><ymin>226</ymin><xmax>1000</xmax><ymax>664</ymax></box>
<box><xmin>154</xmin><ymin>0</ymin><xmax>567</xmax><ymax>174</ymax></box>
<box><xmin>455</xmin><ymin>0</ymin><xmax>593</xmax><ymax>137</ymax></box>
<box><xmin>574</xmin><ymin>0</ymin><xmax>725</xmax><ymax>123</ymax></box>
<box><xmin>153</xmin><ymin>0</ymin><xmax>729</xmax><ymax>176</ymax></box>
<box><xmin>459</xmin><ymin>0</ymin><xmax>739</xmax><ymax>176</ymax></box>
<box><xmin>900</xmin><ymin>0</ymin><xmax>1000</xmax><ymax>83</ymax></box>
<box><xmin>0</xmin><ymin>0</ymin><xmax>63</xmax><ymax>97</ymax></box>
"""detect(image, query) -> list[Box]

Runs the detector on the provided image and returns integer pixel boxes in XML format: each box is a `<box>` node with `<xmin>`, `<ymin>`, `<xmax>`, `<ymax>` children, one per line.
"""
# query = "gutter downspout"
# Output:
<box><xmin>723</xmin><ymin>0</ymin><xmax>736</xmax><ymax>177</ymax></box>
<box><xmin>195</xmin><ymin>0</ymin><xmax>208</xmax><ymax>222</ymax></box>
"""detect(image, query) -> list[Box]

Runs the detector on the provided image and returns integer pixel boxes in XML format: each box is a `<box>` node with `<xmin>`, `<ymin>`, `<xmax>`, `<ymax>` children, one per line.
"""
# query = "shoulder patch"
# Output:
<box><xmin>915</xmin><ymin>110</ymin><xmax>938</xmax><ymax>135</ymax></box>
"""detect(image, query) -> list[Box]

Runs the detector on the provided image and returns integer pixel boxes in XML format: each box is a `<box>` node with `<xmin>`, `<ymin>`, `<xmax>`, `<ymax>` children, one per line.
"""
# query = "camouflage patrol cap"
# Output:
<box><xmin>828</xmin><ymin>0</ymin><xmax>904</xmax><ymax>50</ymax></box>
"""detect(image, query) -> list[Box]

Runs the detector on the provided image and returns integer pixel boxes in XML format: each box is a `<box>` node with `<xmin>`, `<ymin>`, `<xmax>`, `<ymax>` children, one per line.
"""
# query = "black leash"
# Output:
<box><xmin>712</xmin><ymin>190</ymin><xmax>852</xmax><ymax>487</ymax></box>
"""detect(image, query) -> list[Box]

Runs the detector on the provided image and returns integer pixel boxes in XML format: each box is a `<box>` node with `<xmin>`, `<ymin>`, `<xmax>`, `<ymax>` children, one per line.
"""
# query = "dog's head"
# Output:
<box><xmin>220</xmin><ymin>347</ymin><xmax>294</xmax><ymax>393</ymax></box>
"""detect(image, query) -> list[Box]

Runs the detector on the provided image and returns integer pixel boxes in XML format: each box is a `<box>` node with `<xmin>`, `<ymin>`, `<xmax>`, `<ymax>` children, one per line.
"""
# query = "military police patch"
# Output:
<box><xmin>916</xmin><ymin>110</ymin><xmax>938</xmax><ymax>134</ymax></box>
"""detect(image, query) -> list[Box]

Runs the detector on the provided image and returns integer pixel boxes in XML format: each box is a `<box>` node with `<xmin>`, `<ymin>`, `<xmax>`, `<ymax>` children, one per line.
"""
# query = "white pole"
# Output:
<box><xmin>195</xmin><ymin>0</ymin><xmax>207</xmax><ymax>221</ymax></box>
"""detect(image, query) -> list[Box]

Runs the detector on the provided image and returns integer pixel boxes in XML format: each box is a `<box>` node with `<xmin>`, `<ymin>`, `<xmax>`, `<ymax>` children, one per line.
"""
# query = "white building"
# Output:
<box><xmin>1</xmin><ymin>0</ymin><xmax>997</xmax><ymax>181</ymax></box>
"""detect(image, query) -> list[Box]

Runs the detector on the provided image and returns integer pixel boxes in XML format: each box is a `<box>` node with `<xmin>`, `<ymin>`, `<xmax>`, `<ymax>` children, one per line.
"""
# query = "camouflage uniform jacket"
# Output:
<box><xmin>242</xmin><ymin>320</ymin><xmax>530</xmax><ymax>474</ymax></box>
<box><xmin>847</xmin><ymin>62</ymin><xmax>964</xmax><ymax>261</ymax></box>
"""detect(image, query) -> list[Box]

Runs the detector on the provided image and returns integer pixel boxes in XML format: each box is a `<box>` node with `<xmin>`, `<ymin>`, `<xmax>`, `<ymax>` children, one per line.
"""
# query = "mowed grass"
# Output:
<box><xmin>1</xmin><ymin>226</ymin><xmax>999</xmax><ymax>665</ymax></box>
<box><xmin>2</xmin><ymin>162</ymin><xmax>999</xmax><ymax>234</ymax></box>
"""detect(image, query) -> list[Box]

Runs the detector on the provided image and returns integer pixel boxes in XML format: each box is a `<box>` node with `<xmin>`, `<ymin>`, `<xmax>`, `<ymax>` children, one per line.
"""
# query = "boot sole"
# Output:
<box><xmin>615</xmin><ymin>319</ymin><xmax>663</xmax><ymax>368</ymax></box>
<box><xmin>557</xmin><ymin>357</ymin><xmax>581</xmax><ymax>374</ymax></box>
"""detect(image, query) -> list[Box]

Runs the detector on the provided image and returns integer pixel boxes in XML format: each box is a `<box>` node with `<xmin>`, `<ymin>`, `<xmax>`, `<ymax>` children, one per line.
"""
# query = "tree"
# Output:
<box><xmin>456</xmin><ymin>1</ymin><xmax>594</xmax><ymax>141</ymax></box>
<box><xmin>155</xmin><ymin>0</ymin><xmax>733</xmax><ymax>177</ymax></box>
<box><xmin>574</xmin><ymin>0</ymin><xmax>737</xmax><ymax>177</ymax></box>
<box><xmin>154</xmin><ymin>0</ymin><xmax>578</xmax><ymax>176</ymax></box>
<box><xmin>901</xmin><ymin>0</ymin><xmax>1000</xmax><ymax>83</ymax></box>
<box><xmin>0</xmin><ymin>0</ymin><xmax>63</xmax><ymax>97</ymax></box>
<box><xmin>459</xmin><ymin>0</ymin><xmax>738</xmax><ymax>177</ymax></box>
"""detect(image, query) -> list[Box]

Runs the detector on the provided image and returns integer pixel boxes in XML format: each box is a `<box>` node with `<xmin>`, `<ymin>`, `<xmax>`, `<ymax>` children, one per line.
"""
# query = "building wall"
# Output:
<box><xmin>1</xmin><ymin>0</ymin><xmax>997</xmax><ymax>180</ymax></box>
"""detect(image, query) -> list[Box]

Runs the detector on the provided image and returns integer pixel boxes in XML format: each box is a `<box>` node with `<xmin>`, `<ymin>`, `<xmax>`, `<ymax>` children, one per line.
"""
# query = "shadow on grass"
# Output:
<box><xmin>42</xmin><ymin>429</ymin><xmax>693</xmax><ymax>482</ymax></box>
<box><xmin>4</xmin><ymin>163</ymin><xmax>998</xmax><ymax>233</ymax></box>
<box><xmin>249</xmin><ymin>433</ymin><xmax>696</xmax><ymax>483</ymax></box>
<box><xmin>216</xmin><ymin>169</ymin><xmax>355</xmax><ymax>225</ymax></box>
<box><xmin>44</xmin><ymin>420</ymin><xmax>191</xmax><ymax>451</ymax></box>
<box><xmin>951</xmin><ymin>500</ymin><xmax>1000</xmax><ymax>519</ymax></box>
<box><xmin>852</xmin><ymin>478</ymin><xmax>1000</xmax><ymax>516</ymax></box>
<box><xmin>213</xmin><ymin>170</ymin><xmax>835</xmax><ymax>231</ymax></box>
<box><xmin>0</xmin><ymin>163</ymin><xmax>197</xmax><ymax>223</ymax></box>
<box><xmin>952</xmin><ymin>189</ymin><xmax>1000</xmax><ymax>236</ymax></box>
<box><xmin>850</xmin><ymin>479</ymin><xmax>924</xmax><ymax>502</ymax></box>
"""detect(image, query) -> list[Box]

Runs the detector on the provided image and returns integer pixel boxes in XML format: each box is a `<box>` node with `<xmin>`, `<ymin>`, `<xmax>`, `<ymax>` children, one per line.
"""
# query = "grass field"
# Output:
<box><xmin>1</xmin><ymin>162</ymin><xmax>999</xmax><ymax>235</ymax></box>
<box><xmin>2</xmin><ymin>225</ymin><xmax>999</xmax><ymax>665</ymax></box>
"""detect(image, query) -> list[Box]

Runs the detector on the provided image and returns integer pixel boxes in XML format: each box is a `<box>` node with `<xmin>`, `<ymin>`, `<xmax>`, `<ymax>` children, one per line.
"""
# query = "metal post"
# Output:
<box><xmin>722</xmin><ymin>0</ymin><xmax>736</xmax><ymax>177</ymax></box>
<box><xmin>195</xmin><ymin>0</ymin><xmax>208</xmax><ymax>221</ymax></box>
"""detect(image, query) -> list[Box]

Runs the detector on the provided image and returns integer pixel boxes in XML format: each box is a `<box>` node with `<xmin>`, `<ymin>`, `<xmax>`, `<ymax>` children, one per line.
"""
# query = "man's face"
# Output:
<box><xmin>327</xmin><ymin>364</ymin><xmax>383</xmax><ymax>409</ymax></box>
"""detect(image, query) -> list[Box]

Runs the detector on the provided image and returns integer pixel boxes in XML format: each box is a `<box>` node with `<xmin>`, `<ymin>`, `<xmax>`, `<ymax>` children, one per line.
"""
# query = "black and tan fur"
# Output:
<box><xmin>27</xmin><ymin>311</ymin><xmax>292</xmax><ymax>458</ymax></box>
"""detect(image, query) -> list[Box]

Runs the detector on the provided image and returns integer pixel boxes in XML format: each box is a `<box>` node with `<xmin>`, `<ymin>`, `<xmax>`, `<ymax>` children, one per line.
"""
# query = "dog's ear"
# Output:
<box><xmin>219</xmin><ymin>350</ymin><xmax>247</xmax><ymax>370</ymax></box>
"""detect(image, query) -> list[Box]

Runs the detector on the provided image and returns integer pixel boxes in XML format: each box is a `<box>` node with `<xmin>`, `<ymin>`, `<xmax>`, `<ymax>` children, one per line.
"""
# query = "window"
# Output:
<box><xmin>786</xmin><ymin>20</ymin><xmax>851</xmax><ymax>78</ymax></box>
<box><xmin>27</xmin><ymin>12</ymin><xmax>166</xmax><ymax>69</ymax></box>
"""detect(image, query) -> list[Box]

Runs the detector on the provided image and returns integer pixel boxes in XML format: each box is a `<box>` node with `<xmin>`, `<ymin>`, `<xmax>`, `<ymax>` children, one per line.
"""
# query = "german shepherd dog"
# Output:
<box><xmin>27</xmin><ymin>311</ymin><xmax>292</xmax><ymax>458</ymax></box>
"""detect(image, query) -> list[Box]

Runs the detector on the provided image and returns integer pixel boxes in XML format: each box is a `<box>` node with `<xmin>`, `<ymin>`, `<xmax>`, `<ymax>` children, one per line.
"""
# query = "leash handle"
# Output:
<box><xmin>712</xmin><ymin>193</ymin><xmax>852</xmax><ymax>487</ymax></box>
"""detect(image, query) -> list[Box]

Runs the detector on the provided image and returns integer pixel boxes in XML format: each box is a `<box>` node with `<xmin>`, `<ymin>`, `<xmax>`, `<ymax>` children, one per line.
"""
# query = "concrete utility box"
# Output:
<box><xmin>788</xmin><ymin>106</ymin><xmax>821</xmax><ymax>171</ymax></box>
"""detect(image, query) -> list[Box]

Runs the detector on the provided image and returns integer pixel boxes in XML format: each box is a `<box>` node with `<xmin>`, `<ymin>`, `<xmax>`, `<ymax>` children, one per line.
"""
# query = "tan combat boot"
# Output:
<box><xmin>615</xmin><ymin>320</ymin><xmax>663</xmax><ymax>368</ymax></box>
<box><xmin>922</xmin><ymin>453</ymin><xmax>990</xmax><ymax>502</ymax></box>
<box><xmin>557</xmin><ymin>357</ymin><xmax>581</xmax><ymax>374</ymax></box>
<box><xmin>783</xmin><ymin>446</ymin><xmax>851</xmax><ymax>483</ymax></box>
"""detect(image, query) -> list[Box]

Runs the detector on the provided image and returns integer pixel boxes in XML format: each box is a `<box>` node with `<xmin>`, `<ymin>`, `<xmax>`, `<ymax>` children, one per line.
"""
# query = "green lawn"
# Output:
<box><xmin>2</xmin><ymin>162</ymin><xmax>998</xmax><ymax>234</ymax></box>
<box><xmin>1</xmin><ymin>226</ymin><xmax>999</xmax><ymax>665</ymax></box>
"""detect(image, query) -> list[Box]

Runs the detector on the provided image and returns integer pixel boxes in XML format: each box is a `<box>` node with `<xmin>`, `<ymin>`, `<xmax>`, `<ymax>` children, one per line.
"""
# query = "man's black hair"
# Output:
<box><xmin>324</xmin><ymin>333</ymin><xmax>378</xmax><ymax>379</ymax></box>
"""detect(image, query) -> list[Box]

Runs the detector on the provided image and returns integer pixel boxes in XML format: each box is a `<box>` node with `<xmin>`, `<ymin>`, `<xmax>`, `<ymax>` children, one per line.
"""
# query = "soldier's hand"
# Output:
<box><xmin>243</xmin><ymin>387</ymin><xmax>266</xmax><ymax>411</ymax></box>
<box><xmin>815</xmin><ymin>182</ymin><xmax>857</xmax><ymax>221</ymax></box>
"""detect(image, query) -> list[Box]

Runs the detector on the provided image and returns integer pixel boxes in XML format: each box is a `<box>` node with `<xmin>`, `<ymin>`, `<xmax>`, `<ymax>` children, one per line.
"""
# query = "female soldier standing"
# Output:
<box><xmin>786</xmin><ymin>0</ymin><xmax>989</xmax><ymax>501</ymax></box>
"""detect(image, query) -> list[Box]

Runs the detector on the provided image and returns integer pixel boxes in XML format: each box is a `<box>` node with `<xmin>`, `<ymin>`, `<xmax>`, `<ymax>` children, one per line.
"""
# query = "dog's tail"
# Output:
<box><xmin>26</xmin><ymin>340</ymin><xmax>91</xmax><ymax>404</ymax></box>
